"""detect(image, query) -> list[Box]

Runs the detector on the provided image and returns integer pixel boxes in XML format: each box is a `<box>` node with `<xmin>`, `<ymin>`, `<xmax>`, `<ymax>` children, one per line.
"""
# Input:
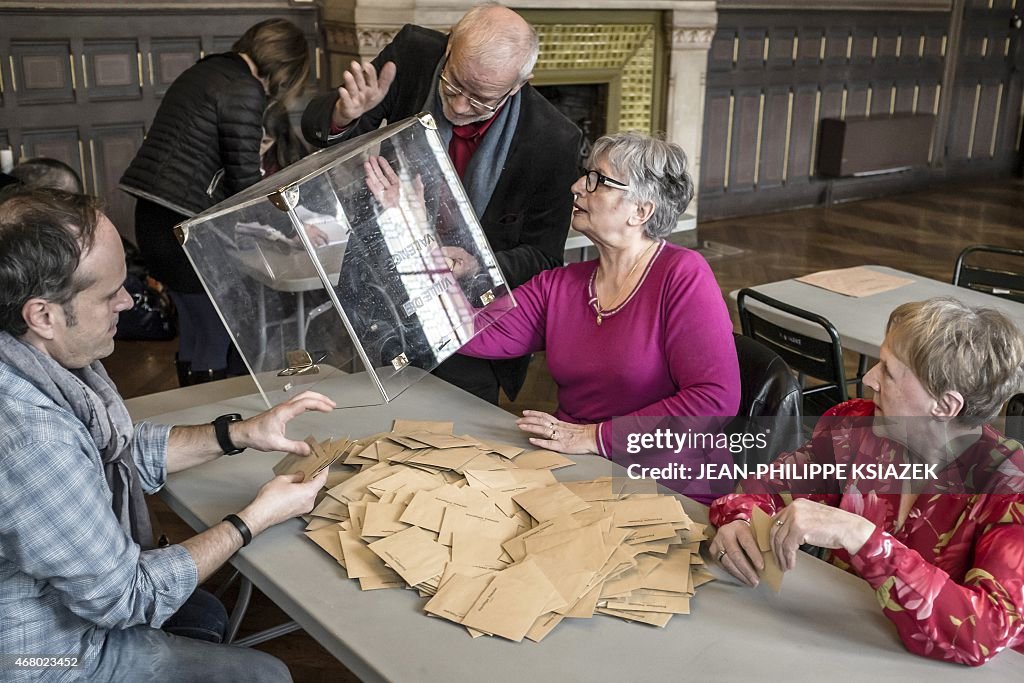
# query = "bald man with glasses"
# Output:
<box><xmin>302</xmin><ymin>3</ymin><xmax>581</xmax><ymax>406</ymax></box>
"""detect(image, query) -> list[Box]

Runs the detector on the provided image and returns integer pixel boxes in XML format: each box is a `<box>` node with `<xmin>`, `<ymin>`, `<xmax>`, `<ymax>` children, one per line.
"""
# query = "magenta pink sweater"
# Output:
<box><xmin>460</xmin><ymin>242</ymin><xmax>740</xmax><ymax>456</ymax></box>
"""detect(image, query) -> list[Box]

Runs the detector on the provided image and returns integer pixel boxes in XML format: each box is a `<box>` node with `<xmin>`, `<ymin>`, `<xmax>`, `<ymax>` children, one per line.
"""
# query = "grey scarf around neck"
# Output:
<box><xmin>0</xmin><ymin>332</ymin><xmax>153</xmax><ymax>549</ymax></box>
<box><xmin>421</xmin><ymin>60</ymin><xmax>521</xmax><ymax>219</ymax></box>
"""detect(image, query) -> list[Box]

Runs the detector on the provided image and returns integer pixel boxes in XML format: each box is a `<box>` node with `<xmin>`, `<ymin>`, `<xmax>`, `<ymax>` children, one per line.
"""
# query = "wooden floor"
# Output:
<box><xmin>106</xmin><ymin>177</ymin><xmax>1023</xmax><ymax>681</ymax></box>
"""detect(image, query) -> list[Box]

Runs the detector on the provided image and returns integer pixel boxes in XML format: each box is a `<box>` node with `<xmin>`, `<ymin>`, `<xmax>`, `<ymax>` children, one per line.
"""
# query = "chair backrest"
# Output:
<box><xmin>953</xmin><ymin>245</ymin><xmax>1024</xmax><ymax>304</ymax></box>
<box><xmin>736</xmin><ymin>288</ymin><xmax>848</xmax><ymax>411</ymax></box>
<box><xmin>726</xmin><ymin>334</ymin><xmax>805</xmax><ymax>467</ymax></box>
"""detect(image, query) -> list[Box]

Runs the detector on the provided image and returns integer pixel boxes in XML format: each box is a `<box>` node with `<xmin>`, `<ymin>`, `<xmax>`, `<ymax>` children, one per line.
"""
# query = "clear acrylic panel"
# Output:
<box><xmin>176</xmin><ymin>114</ymin><xmax>516</xmax><ymax>408</ymax></box>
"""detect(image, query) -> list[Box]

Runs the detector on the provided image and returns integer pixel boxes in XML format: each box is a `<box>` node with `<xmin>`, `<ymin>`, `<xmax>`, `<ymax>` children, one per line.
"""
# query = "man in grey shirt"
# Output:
<box><xmin>0</xmin><ymin>188</ymin><xmax>331</xmax><ymax>681</ymax></box>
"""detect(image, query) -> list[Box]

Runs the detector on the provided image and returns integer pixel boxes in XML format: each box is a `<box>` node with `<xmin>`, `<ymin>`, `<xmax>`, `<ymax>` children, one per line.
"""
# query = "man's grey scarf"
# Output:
<box><xmin>0</xmin><ymin>332</ymin><xmax>154</xmax><ymax>549</ymax></box>
<box><xmin>422</xmin><ymin>59</ymin><xmax>521</xmax><ymax>218</ymax></box>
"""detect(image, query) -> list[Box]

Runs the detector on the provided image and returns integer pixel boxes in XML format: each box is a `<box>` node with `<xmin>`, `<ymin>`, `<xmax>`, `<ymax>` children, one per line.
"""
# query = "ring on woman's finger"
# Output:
<box><xmin>716</xmin><ymin>549</ymin><xmax>727</xmax><ymax>561</ymax></box>
<box><xmin>775</xmin><ymin>519</ymin><xmax>784</xmax><ymax>527</ymax></box>
<box><xmin>550</xmin><ymin>428</ymin><xmax>557</xmax><ymax>440</ymax></box>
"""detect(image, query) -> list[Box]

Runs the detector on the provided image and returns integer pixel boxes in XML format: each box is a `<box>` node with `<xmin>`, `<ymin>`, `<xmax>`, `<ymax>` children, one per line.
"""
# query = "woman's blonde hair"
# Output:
<box><xmin>886</xmin><ymin>297</ymin><xmax>1024</xmax><ymax>426</ymax></box>
<box><xmin>233</xmin><ymin>19</ymin><xmax>310</xmax><ymax>104</ymax></box>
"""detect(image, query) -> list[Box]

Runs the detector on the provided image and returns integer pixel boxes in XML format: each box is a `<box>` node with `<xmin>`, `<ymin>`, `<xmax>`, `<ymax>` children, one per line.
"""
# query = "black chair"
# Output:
<box><xmin>953</xmin><ymin>245</ymin><xmax>1024</xmax><ymax>440</ymax></box>
<box><xmin>953</xmin><ymin>244</ymin><xmax>1024</xmax><ymax>304</ymax></box>
<box><xmin>737</xmin><ymin>288</ymin><xmax>849</xmax><ymax>416</ymax></box>
<box><xmin>725</xmin><ymin>334</ymin><xmax>804</xmax><ymax>468</ymax></box>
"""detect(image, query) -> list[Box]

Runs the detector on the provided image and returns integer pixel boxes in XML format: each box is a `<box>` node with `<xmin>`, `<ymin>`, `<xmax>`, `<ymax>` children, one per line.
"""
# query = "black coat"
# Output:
<box><xmin>121</xmin><ymin>52</ymin><xmax>265</xmax><ymax>216</ymax></box>
<box><xmin>120</xmin><ymin>52</ymin><xmax>266</xmax><ymax>292</ymax></box>
<box><xmin>302</xmin><ymin>25</ymin><xmax>582</xmax><ymax>399</ymax></box>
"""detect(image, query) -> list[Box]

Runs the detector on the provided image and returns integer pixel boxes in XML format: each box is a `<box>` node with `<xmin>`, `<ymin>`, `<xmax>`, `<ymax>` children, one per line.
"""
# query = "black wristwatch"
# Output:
<box><xmin>212</xmin><ymin>413</ymin><xmax>245</xmax><ymax>455</ymax></box>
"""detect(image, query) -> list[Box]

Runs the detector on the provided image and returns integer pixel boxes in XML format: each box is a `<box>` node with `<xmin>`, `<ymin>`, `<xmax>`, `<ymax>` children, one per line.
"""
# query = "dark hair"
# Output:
<box><xmin>0</xmin><ymin>188</ymin><xmax>102</xmax><ymax>336</ymax></box>
<box><xmin>233</xmin><ymin>19</ymin><xmax>310</xmax><ymax>104</ymax></box>
<box><xmin>263</xmin><ymin>100</ymin><xmax>306</xmax><ymax>169</ymax></box>
<box><xmin>9</xmin><ymin>157</ymin><xmax>83</xmax><ymax>193</ymax></box>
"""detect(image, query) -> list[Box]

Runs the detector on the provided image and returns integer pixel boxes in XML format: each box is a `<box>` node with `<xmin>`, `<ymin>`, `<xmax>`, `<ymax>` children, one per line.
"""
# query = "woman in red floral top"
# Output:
<box><xmin>709</xmin><ymin>298</ymin><xmax>1024</xmax><ymax>666</ymax></box>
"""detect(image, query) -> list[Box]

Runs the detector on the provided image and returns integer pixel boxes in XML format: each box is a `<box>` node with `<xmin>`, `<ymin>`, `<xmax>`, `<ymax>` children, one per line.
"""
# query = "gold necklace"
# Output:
<box><xmin>590</xmin><ymin>240</ymin><xmax>658</xmax><ymax>326</ymax></box>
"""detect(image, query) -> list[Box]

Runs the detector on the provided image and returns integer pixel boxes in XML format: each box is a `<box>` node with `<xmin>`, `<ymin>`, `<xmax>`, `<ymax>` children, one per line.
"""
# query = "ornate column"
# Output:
<box><xmin>664</xmin><ymin>8</ymin><xmax>717</xmax><ymax>214</ymax></box>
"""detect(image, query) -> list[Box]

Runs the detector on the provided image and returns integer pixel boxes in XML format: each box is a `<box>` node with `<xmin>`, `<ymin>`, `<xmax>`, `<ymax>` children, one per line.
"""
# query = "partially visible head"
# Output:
<box><xmin>440</xmin><ymin>3</ymin><xmax>538</xmax><ymax>125</ymax></box>
<box><xmin>261</xmin><ymin>101</ymin><xmax>305</xmax><ymax>168</ymax></box>
<box><xmin>233</xmin><ymin>19</ymin><xmax>310</xmax><ymax>104</ymax></box>
<box><xmin>0</xmin><ymin>188</ymin><xmax>131</xmax><ymax>366</ymax></box>
<box><xmin>872</xmin><ymin>297</ymin><xmax>1024</xmax><ymax>427</ymax></box>
<box><xmin>8</xmin><ymin>157</ymin><xmax>83</xmax><ymax>193</ymax></box>
<box><xmin>584</xmin><ymin>132</ymin><xmax>694</xmax><ymax>239</ymax></box>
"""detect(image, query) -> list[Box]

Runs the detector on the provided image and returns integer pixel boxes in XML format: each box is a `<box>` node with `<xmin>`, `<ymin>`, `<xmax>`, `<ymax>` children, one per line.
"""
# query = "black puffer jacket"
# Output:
<box><xmin>120</xmin><ymin>52</ymin><xmax>265</xmax><ymax>217</ymax></box>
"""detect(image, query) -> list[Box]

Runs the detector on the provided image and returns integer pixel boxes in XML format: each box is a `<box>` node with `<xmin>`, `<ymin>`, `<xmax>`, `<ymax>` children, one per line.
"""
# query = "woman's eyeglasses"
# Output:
<box><xmin>581</xmin><ymin>169</ymin><xmax>630</xmax><ymax>192</ymax></box>
<box><xmin>438</xmin><ymin>56</ymin><xmax>516</xmax><ymax>114</ymax></box>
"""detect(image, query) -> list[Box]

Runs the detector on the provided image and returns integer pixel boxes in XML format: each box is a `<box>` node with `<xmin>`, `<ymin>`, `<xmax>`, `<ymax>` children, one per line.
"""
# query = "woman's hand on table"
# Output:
<box><xmin>769</xmin><ymin>498</ymin><xmax>875</xmax><ymax>571</ymax></box>
<box><xmin>709</xmin><ymin>519</ymin><xmax>763</xmax><ymax>587</ymax></box>
<box><xmin>516</xmin><ymin>410</ymin><xmax>598</xmax><ymax>454</ymax></box>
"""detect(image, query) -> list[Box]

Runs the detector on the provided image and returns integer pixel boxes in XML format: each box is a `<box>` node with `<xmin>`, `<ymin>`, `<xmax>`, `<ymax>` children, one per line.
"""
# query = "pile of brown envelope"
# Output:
<box><xmin>289</xmin><ymin>419</ymin><xmax>715</xmax><ymax>643</ymax></box>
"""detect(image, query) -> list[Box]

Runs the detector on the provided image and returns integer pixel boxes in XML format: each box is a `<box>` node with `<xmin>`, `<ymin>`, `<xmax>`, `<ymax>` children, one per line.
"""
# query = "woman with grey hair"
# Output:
<box><xmin>460</xmin><ymin>131</ymin><xmax>739</xmax><ymax>494</ymax></box>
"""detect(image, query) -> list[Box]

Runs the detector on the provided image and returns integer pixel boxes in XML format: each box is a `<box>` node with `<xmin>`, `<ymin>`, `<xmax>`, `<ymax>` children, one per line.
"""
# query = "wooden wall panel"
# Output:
<box><xmin>971</xmin><ymin>79</ymin><xmax>1002</xmax><ymax>158</ymax></box>
<box><xmin>729</xmin><ymin>88</ymin><xmax>762</xmax><ymax>190</ymax></box>
<box><xmin>84</xmin><ymin>40</ymin><xmax>141</xmax><ymax>101</ymax></box>
<box><xmin>700</xmin><ymin>8</ymin><xmax>954</xmax><ymax>219</ymax></box>
<box><xmin>10</xmin><ymin>41</ymin><xmax>75</xmax><ymax>105</ymax></box>
<box><xmin>758</xmin><ymin>86</ymin><xmax>789</xmax><ymax>188</ymax></box>
<box><xmin>701</xmin><ymin>90</ymin><xmax>731</xmax><ymax>191</ymax></box>
<box><xmin>151</xmin><ymin>38</ymin><xmax>201</xmax><ymax>97</ymax></box>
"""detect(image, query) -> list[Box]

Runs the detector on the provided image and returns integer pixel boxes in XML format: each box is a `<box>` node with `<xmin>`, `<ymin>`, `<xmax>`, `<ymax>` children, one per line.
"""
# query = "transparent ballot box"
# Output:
<box><xmin>176</xmin><ymin>113</ymin><xmax>516</xmax><ymax>408</ymax></box>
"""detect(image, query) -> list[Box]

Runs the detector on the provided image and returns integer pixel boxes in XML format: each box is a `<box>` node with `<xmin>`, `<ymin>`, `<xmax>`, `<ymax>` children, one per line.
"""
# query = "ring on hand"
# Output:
<box><xmin>775</xmin><ymin>519</ymin><xmax>784</xmax><ymax>527</ymax></box>
<box><xmin>550</xmin><ymin>428</ymin><xmax>558</xmax><ymax>440</ymax></box>
<box><xmin>717</xmin><ymin>549</ymin><xmax>727</xmax><ymax>561</ymax></box>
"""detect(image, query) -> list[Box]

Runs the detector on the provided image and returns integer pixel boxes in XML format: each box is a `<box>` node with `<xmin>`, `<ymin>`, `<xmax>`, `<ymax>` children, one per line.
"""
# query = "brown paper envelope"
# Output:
<box><xmin>392</xmin><ymin>419</ymin><xmax>454</xmax><ymax>435</ymax></box>
<box><xmin>305</xmin><ymin>516</ymin><xmax>340</xmax><ymax>532</ymax></box>
<box><xmin>458</xmin><ymin>452</ymin><xmax>517</xmax><ymax>472</ymax></box>
<box><xmin>463</xmin><ymin>468</ymin><xmax>557</xmax><ymax>490</ymax></box>
<box><xmin>325</xmin><ymin>468</ymin><xmax>358</xmax><ymax>490</ymax></box>
<box><xmin>304</xmin><ymin>522</ymin><xmax>347</xmax><ymax>565</ymax></box>
<box><xmin>751</xmin><ymin>506</ymin><xmax>774</xmax><ymax>552</ymax></box>
<box><xmin>526</xmin><ymin>613</ymin><xmax>563</xmax><ymax>642</ymax></box>
<box><xmin>400</xmin><ymin>484</ymin><xmax>492</xmax><ymax>532</ymax></box>
<box><xmin>562</xmin><ymin>581</ymin><xmax>602</xmax><ymax>618</ymax></box>
<box><xmin>361</xmin><ymin>502</ymin><xmax>412</xmax><ymax>538</ymax></box>
<box><xmin>310</xmin><ymin>495</ymin><xmax>350</xmax><ymax>522</ymax></box>
<box><xmin>626</xmin><ymin>524</ymin><xmax>679</xmax><ymax>544</ymax></box>
<box><xmin>367</xmin><ymin>468</ymin><xmax>444</xmax><ymax>498</ymax></box>
<box><xmin>528</xmin><ymin>528</ymin><xmax>606</xmax><ymax>612</ymax></box>
<box><xmin>325</xmin><ymin>462</ymin><xmax>399</xmax><ymax>505</ymax></box>
<box><xmin>461</xmin><ymin>559</ymin><xmax>561</xmax><ymax>642</ymax></box>
<box><xmin>627</xmin><ymin>541</ymin><xmax>672</xmax><ymax>556</ymax></box>
<box><xmin>601</xmin><ymin>554</ymin><xmax>660</xmax><ymax>597</ymax></box>
<box><xmin>640</xmin><ymin>549</ymin><xmax>692</xmax><ymax>593</ymax></box>
<box><xmin>358</xmin><ymin>575</ymin><xmax>405</xmax><ymax>590</ymax></box>
<box><xmin>512</xmin><ymin>483</ymin><xmax>590</xmax><ymax>522</ymax></box>
<box><xmin>692</xmin><ymin>567</ymin><xmax>716</xmax><ymax>589</ymax></box>
<box><xmin>451</xmin><ymin>532</ymin><xmax>508</xmax><ymax>569</ymax></box>
<box><xmin>502</xmin><ymin>514</ymin><xmax>581</xmax><ymax>562</ymax></box>
<box><xmin>440</xmin><ymin>562</ymin><xmax>499</xmax><ymax>582</ymax></box>
<box><xmin>439</xmin><ymin>508</ymin><xmax>524</xmax><ymax>547</ymax></box>
<box><xmin>400</xmin><ymin>432</ymin><xmax>479</xmax><ymax>449</ymax></box>
<box><xmin>611</xmin><ymin>477</ymin><xmax>660</xmax><ymax>497</ymax></box>
<box><xmin>606</xmin><ymin>497</ymin><xmax>686</xmax><ymax>527</ymax></box>
<box><xmin>338</xmin><ymin>530</ymin><xmax>399</xmax><ymax>580</ymax></box>
<box><xmin>423</xmin><ymin>572</ymin><xmax>495</xmax><ymax>625</ymax></box>
<box><xmin>347</xmin><ymin>502</ymin><xmax>367</xmax><ymax>536</ymax></box>
<box><xmin>512</xmin><ymin>449</ymin><xmax>576</xmax><ymax>470</ymax></box>
<box><xmin>387</xmin><ymin>434</ymin><xmax>434</xmax><ymax>449</ymax></box>
<box><xmin>597</xmin><ymin>607</ymin><xmax>673</xmax><ymax>627</ymax></box>
<box><xmin>604</xmin><ymin>591</ymin><xmax>691</xmax><ymax>614</ymax></box>
<box><xmin>562</xmin><ymin>477</ymin><xmax>616</xmax><ymax>501</ymax></box>
<box><xmin>751</xmin><ymin>506</ymin><xmax>784</xmax><ymax>592</ymax></box>
<box><xmin>368</xmin><ymin>527</ymin><xmax>451</xmax><ymax>587</ymax></box>
<box><xmin>273</xmin><ymin>436</ymin><xmax>342</xmax><ymax>481</ymax></box>
<box><xmin>476</xmin><ymin>440</ymin><xmax>526</xmax><ymax>459</ymax></box>
<box><xmin>406</xmin><ymin>446</ymin><xmax>484</xmax><ymax>471</ymax></box>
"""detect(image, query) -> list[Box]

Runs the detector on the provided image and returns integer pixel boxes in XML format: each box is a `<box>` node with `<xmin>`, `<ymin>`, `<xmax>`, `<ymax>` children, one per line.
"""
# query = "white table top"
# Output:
<box><xmin>731</xmin><ymin>265</ymin><xmax>1024</xmax><ymax>358</ymax></box>
<box><xmin>127</xmin><ymin>373</ymin><xmax>1022</xmax><ymax>680</ymax></box>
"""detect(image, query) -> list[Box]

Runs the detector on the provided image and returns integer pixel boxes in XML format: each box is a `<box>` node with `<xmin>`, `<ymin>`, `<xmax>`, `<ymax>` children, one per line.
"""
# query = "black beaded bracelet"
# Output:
<box><xmin>222</xmin><ymin>514</ymin><xmax>252</xmax><ymax>547</ymax></box>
